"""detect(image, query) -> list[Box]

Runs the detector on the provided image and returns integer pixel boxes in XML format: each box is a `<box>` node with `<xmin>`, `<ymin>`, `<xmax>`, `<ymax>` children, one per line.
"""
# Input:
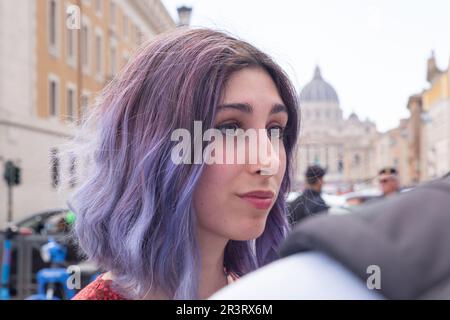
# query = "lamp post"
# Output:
<box><xmin>177</xmin><ymin>6</ymin><xmax>192</xmax><ymax>27</ymax></box>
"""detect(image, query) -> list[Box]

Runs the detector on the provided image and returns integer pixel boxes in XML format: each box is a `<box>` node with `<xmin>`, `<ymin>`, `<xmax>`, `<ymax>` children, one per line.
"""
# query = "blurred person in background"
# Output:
<box><xmin>378</xmin><ymin>167</ymin><xmax>401</xmax><ymax>197</ymax></box>
<box><xmin>289</xmin><ymin>165</ymin><xmax>329</xmax><ymax>225</ymax></box>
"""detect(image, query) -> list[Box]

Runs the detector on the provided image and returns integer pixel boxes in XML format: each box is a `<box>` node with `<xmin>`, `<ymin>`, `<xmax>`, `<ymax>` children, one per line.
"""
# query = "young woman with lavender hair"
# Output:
<box><xmin>68</xmin><ymin>27</ymin><xmax>299</xmax><ymax>300</ymax></box>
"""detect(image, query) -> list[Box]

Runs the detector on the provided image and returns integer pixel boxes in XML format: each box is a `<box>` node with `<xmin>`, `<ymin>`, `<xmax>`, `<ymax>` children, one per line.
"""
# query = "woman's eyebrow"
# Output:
<box><xmin>217</xmin><ymin>103</ymin><xmax>252</xmax><ymax>113</ymax></box>
<box><xmin>216</xmin><ymin>103</ymin><xmax>287</xmax><ymax>115</ymax></box>
<box><xmin>270</xmin><ymin>103</ymin><xmax>288</xmax><ymax>115</ymax></box>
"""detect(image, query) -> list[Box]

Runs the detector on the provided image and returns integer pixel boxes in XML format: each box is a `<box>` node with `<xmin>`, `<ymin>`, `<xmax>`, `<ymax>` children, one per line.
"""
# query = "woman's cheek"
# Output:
<box><xmin>194</xmin><ymin>163</ymin><xmax>238</xmax><ymax>218</ymax></box>
<box><xmin>277</xmin><ymin>145</ymin><xmax>287</xmax><ymax>183</ymax></box>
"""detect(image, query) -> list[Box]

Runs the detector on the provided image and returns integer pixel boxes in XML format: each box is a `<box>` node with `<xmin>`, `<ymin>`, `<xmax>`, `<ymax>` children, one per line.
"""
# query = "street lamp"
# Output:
<box><xmin>177</xmin><ymin>6</ymin><xmax>192</xmax><ymax>27</ymax></box>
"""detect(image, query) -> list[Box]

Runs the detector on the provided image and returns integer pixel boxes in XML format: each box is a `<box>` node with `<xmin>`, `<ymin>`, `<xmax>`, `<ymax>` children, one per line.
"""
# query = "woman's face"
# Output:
<box><xmin>194</xmin><ymin>67</ymin><xmax>288</xmax><ymax>241</ymax></box>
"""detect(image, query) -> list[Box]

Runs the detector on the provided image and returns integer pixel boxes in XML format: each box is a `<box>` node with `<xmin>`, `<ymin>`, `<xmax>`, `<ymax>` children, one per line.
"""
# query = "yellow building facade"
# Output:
<box><xmin>422</xmin><ymin>65</ymin><xmax>450</xmax><ymax>112</ymax></box>
<box><xmin>36</xmin><ymin>0</ymin><xmax>175</xmax><ymax>122</ymax></box>
<box><xmin>0</xmin><ymin>0</ymin><xmax>175</xmax><ymax>227</ymax></box>
<box><xmin>420</xmin><ymin>54</ymin><xmax>450</xmax><ymax>180</ymax></box>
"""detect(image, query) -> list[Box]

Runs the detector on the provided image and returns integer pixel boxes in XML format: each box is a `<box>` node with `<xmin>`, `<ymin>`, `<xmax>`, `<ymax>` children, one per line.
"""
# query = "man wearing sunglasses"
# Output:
<box><xmin>378</xmin><ymin>167</ymin><xmax>400</xmax><ymax>197</ymax></box>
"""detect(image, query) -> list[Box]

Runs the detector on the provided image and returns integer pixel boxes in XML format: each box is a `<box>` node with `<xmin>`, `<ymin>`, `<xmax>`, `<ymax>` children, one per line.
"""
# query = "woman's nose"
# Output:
<box><xmin>248</xmin><ymin>130</ymin><xmax>281</xmax><ymax>176</ymax></box>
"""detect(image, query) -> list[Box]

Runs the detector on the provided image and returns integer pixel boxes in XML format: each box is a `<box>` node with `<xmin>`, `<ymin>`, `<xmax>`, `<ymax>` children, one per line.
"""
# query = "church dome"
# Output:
<box><xmin>300</xmin><ymin>66</ymin><xmax>339</xmax><ymax>103</ymax></box>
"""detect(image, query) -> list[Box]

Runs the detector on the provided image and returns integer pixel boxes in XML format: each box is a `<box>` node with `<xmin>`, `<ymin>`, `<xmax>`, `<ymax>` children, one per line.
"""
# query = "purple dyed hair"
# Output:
<box><xmin>66</xmin><ymin>28</ymin><xmax>300</xmax><ymax>299</ymax></box>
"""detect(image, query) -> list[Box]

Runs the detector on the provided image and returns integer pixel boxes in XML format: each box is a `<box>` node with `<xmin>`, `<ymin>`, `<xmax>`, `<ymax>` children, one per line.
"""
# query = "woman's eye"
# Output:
<box><xmin>267</xmin><ymin>126</ymin><xmax>285</xmax><ymax>139</ymax></box>
<box><xmin>216</xmin><ymin>122</ymin><xmax>242</xmax><ymax>136</ymax></box>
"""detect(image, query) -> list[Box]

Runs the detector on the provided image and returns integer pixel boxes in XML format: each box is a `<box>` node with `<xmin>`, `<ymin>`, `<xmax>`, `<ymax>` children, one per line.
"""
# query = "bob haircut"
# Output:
<box><xmin>66</xmin><ymin>27</ymin><xmax>300</xmax><ymax>299</ymax></box>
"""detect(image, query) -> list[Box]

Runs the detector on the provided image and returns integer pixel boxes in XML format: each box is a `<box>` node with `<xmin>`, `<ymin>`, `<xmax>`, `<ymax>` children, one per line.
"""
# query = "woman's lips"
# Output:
<box><xmin>238</xmin><ymin>191</ymin><xmax>275</xmax><ymax>210</ymax></box>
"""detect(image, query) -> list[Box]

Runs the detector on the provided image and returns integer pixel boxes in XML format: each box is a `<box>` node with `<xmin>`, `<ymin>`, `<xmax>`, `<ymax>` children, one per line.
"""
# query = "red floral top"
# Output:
<box><xmin>73</xmin><ymin>269</ymin><xmax>239</xmax><ymax>300</ymax></box>
<box><xmin>73</xmin><ymin>276</ymin><xmax>126</xmax><ymax>300</ymax></box>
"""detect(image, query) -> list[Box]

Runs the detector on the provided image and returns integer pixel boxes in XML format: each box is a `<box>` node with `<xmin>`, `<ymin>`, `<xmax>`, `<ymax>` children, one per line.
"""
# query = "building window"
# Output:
<box><xmin>49</xmin><ymin>76</ymin><xmax>59</xmax><ymax>117</ymax></box>
<box><xmin>50</xmin><ymin>148</ymin><xmax>60</xmax><ymax>188</ymax></box>
<box><xmin>110</xmin><ymin>1</ymin><xmax>116</xmax><ymax>29</ymax></box>
<box><xmin>353</xmin><ymin>154</ymin><xmax>361</xmax><ymax>167</ymax></box>
<box><xmin>110</xmin><ymin>44</ymin><xmax>117</xmax><ymax>76</ymax></box>
<box><xmin>82</xmin><ymin>24</ymin><xmax>89</xmax><ymax>70</ymax></box>
<box><xmin>81</xmin><ymin>18</ymin><xmax>91</xmax><ymax>73</ymax></box>
<box><xmin>95</xmin><ymin>0</ymin><xmax>102</xmax><ymax>15</ymax></box>
<box><xmin>95</xmin><ymin>30</ymin><xmax>103</xmax><ymax>77</ymax></box>
<box><xmin>338</xmin><ymin>157</ymin><xmax>344</xmax><ymax>173</ymax></box>
<box><xmin>66</xmin><ymin>27</ymin><xmax>76</xmax><ymax>66</ymax></box>
<box><xmin>48</xmin><ymin>0</ymin><xmax>59</xmax><ymax>56</ymax></box>
<box><xmin>82</xmin><ymin>24</ymin><xmax>88</xmax><ymax>68</ymax></box>
<box><xmin>81</xmin><ymin>93</ymin><xmax>89</xmax><ymax>118</ymax></box>
<box><xmin>66</xmin><ymin>86</ymin><xmax>76</xmax><ymax>121</ymax></box>
<box><xmin>67</xmin><ymin>29</ymin><xmax>74</xmax><ymax>59</ymax></box>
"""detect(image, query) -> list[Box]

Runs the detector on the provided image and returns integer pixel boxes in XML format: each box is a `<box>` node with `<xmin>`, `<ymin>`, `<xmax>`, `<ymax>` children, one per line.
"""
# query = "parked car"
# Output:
<box><xmin>13</xmin><ymin>208</ymin><xmax>70</xmax><ymax>235</ymax></box>
<box><xmin>287</xmin><ymin>191</ymin><xmax>350</xmax><ymax>216</ymax></box>
<box><xmin>343</xmin><ymin>189</ymin><xmax>383</xmax><ymax>207</ymax></box>
<box><xmin>287</xmin><ymin>188</ymin><xmax>385</xmax><ymax>216</ymax></box>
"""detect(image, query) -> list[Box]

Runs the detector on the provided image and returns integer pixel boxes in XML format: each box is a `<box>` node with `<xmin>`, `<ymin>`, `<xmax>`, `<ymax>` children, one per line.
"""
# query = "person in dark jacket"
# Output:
<box><xmin>289</xmin><ymin>165</ymin><xmax>329</xmax><ymax>224</ymax></box>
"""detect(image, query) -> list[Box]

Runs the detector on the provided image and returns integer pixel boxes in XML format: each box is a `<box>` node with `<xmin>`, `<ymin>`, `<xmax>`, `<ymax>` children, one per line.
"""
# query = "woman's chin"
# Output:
<box><xmin>229</xmin><ymin>220</ymin><xmax>268</xmax><ymax>241</ymax></box>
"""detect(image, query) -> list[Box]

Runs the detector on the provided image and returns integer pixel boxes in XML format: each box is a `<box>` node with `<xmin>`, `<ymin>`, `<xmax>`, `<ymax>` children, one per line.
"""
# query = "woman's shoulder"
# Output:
<box><xmin>72</xmin><ymin>274</ymin><xmax>126</xmax><ymax>300</ymax></box>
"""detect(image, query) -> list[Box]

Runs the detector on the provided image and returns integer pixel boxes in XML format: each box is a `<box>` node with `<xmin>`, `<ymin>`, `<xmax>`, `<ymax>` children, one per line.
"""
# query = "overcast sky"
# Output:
<box><xmin>161</xmin><ymin>0</ymin><xmax>450</xmax><ymax>132</ymax></box>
